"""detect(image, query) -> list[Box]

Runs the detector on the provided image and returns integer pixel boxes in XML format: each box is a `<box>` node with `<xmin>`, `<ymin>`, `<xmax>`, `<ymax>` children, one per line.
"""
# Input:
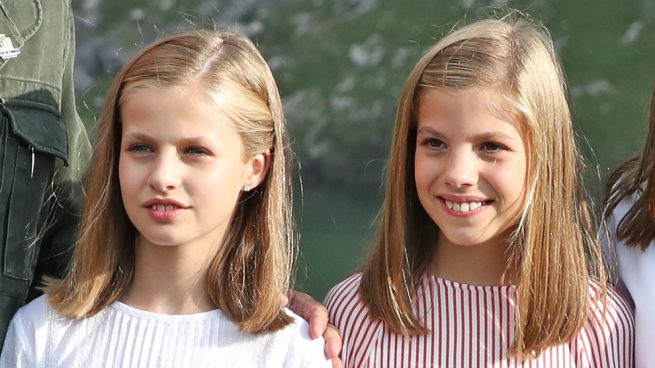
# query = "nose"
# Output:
<box><xmin>443</xmin><ymin>149</ymin><xmax>477</xmax><ymax>188</ymax></box>
<box><xmin>148</xmin><ymin>152</ymin><xmax>182</xmax><ymax>192</ymax></box>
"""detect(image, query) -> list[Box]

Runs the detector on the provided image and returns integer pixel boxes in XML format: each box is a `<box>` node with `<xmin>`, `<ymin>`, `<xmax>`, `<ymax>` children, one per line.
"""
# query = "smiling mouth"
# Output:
<box><xmin>443</xmin><ymin>199</ymin><xmax>492</xmax><ymax>213</ymax></box>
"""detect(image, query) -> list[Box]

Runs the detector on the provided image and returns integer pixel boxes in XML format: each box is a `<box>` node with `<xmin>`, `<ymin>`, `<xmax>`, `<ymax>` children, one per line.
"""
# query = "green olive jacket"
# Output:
<box><xmin>0</xmin><ymin>0</ymin><xmax>91</xmax><ymax>348</ymax></box>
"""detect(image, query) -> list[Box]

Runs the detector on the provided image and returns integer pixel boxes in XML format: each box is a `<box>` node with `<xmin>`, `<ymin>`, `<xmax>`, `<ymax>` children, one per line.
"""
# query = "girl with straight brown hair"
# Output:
<box><xmin>603</xmin><ymin>85</ymin><xmax>655</xmax><ymax>367</ymax></box>
<box><xmin>0</xmin><ymin>29</ymin><xmax>330</xmax><ymax>367</ymax></box>
<box><xmin>326</xmin><ymin>13</ymin><xmax>634</xmax><ymax>367</ymax></box>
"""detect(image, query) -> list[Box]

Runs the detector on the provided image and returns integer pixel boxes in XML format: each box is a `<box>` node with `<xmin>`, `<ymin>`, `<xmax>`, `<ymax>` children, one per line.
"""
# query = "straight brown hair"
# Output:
<box><xmin>360</xmin><ymin>13</ymin><xmax>605</xmax><ymax>358</ymax></box>
<box><xmin>45</xmin><ymin>30</ymin><xmax>296</xmax><ymax>333</ymax></box>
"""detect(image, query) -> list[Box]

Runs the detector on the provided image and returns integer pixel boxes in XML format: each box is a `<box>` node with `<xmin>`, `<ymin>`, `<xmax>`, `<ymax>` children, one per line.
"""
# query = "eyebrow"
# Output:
<box><xmin>122</xmin><ymin>132</ymin><xmax>215</xmax><ymax>146</ymax></box>
<box><xmin>122</xmin><ymin>132</ymin><xmax>153</xmax><ymax>142</ymax></box>
<box><xmin>416</xmin><ymin>126</ymin><xmax>515</xmax><ymax>141</ymax></box>
<box><xmin>416</xmin><ymin>126</ymin><xmax>441</xmax><ymax>136</ymax></box>
<box><xmin>474</xmin><ymin>131</ymin><xmax>516</xmax><ymax>142</ymax></box>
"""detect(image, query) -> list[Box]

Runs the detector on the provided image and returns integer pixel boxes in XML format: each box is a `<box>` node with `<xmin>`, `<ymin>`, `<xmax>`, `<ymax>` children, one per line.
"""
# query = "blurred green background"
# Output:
<box><xmin>71</xmin><ymin>0</ymin><xmax>655</xmax><ymax>300</ymax></box>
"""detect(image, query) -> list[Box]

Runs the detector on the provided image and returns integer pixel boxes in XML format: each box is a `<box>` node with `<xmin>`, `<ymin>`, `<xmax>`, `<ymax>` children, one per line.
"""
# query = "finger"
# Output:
<box><xmin>286</xmin><ymin>289</ymin><xmax>311</xmax><ymax>312</ymax></box>
<box><xmin>280</xmin><ymin>292</ymin><xmax>289</xmax><ymax>307</ymax></box>
<box><xmin>330</xmin><ymin>358</ymin><xmax>344</xmax><ymax>368</ymax></box>
<box><xmin>324</xmin><ymin>324</ymin><xmax>342</xmax><ymax>359</ymax></box>
<box><xmin>309</xmin><ymin>307</ymin><xmax>329</xmax><ymax>339</ymax></box>
<box><xmin>287</xmin><ymin>290</ymin><xmax>330</xmax><ymax>339</ymax></box>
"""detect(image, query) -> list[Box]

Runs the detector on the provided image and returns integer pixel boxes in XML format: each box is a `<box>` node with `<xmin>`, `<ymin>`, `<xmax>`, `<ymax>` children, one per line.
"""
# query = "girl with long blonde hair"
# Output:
<box><xmin>0</xmin><ymin>30</ymin><xmax>330</xmax><ymax>367</ymax></box>
<box><xmin>326</xmin><ymin>14</ymin><xmax>634</xmax><ymax>367</ymax></box>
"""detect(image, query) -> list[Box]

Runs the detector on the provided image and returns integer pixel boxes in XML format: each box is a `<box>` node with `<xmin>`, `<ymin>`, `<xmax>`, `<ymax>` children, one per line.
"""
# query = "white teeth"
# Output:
<box><xmin>152</xmin><ymin>204</ymin><xmax>177</xmax><ymax>211</ymax></box>
<box><xmin>444</xmin><ymin>200</ymin><xmax>484</xmax><ymax>213</ymax></box>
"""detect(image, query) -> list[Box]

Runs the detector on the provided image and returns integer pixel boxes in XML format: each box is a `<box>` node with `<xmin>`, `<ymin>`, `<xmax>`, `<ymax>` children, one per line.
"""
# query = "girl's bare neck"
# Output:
<box><xmin>431</xmin><ymin>234</ymin><xmax>516</xmax><ymax>286</ymax></box>
<box><xmin>121</xmin><ymin>237</ymin><xmax>218</xmax><ymax>314</ymax></box>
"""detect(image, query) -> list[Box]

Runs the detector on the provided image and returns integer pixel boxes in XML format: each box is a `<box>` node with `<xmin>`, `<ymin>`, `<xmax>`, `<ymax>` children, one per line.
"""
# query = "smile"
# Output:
<box><xmin>445</xmin><ymin>200</ymin><xmax>484</xmax><ymax>213</ymax></box>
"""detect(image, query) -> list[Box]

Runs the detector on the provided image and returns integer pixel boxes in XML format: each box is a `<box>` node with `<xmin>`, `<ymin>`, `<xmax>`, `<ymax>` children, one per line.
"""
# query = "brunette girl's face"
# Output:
<box><xmin>118</xmin><ymin>85</ymin><xmax>264</xmax><ymax>249</ymax></box>
<box><xmin>414</xmin><ymin>87</ymin><xmax>528</xmax><ymax>250</ymax></box>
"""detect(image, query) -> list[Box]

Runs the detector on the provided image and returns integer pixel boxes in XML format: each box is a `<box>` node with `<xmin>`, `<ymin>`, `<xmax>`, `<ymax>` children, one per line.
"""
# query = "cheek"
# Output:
<box><xmin>117</xmin><ymin>156</ymin><xmax>129</xmax><ymax>193</ymax></box>
<box><xmin>118</xmin><ymin>156</ymin><xmax>140</xmax><ymax>198</ymax></box>
<box><xmin>492</xmin><ymin>154</ymin><xmax>529</xmax><ymax>212</ymax></box>
<box><xmin>510</xmin><ymin>151</ymin><xmax>529</xmax><ymax>200</ymax></box>
<box><xmin>413</xmin><ymin>153</ymin><xmax>432</xmax><ymax>190</ymax></box>
<box><xmin>500</xmin><ymin>163</ymin><xmax>525</xmax><ymax>195</ymax></box>
<box><xmin>196</xmin><ymin>162</ymin><xmax>243</xmax><ymax>200</ymax></box>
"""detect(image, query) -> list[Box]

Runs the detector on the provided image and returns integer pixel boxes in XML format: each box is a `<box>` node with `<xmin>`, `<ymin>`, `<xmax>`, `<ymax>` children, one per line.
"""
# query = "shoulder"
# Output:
<box><xmin>279</xmin><ymin>309</ymin><xmax>331</xmax><ymax>368</ymax></box>
<box><xmin>324</xmin><ymin>273</ymin><xmax>378</xmax><ymax>338</ymax></box>
<box><xmin>10</xmin><ymin>294</ymin><xmax>52</xmax><ymax>334</ymax></box>
<box><xmin>586</xmin><ymin>280</ymin><xmax>634</xmax><ymax>332</ymax></box>
<box><xmin>574</xmin><ymin>280</ymin><xmax>634</xmax><ymax>366</ymax></box>
<box><xmin>324</xmin><ymin>273</ymin><xmax>368</xmax><ymax>327</ymax></box>
<box><xmin>602</xmin><ymin>189</ymin><xmax>652</xmax><ymax>298</ymax></box>
<box><xmin>325</xmin><ymin>272</ymin><xmax>363</xmax><ymax>300</ymax></box>
<box><xmin>325</xmin><ymin>273</ymin><xmax>383</xmax><ymax>367</ymax></box>
<box><xmin>606</xmin><ymin>191</ymin><xmax>639</xmax><ymax>229</ymax></box>
<box><xmin>0</xmin><ymin>295</ymin><xmax>53</xmax><ymax>365</ymax></box>
<box><xmin>197</xmin><ymin>308</ymin><xmax>330</xmax><ymax>367</ymax></box>
<box><xmin>601</xmin><ymin>189</ymin><xmax>639</xmax><ymax>260</ymax></box>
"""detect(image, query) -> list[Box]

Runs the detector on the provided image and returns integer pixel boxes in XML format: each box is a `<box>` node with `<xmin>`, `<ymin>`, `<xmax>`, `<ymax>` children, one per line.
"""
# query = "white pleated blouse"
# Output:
<box><xmin>0</xmin><ymin>295</ymin><xmax>330</xmax><ymax>368</ymax></box>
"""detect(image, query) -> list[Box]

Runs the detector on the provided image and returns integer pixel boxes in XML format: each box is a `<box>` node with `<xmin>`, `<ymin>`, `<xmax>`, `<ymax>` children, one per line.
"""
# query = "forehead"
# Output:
<box><xmin>417</xmin><ymin>87</ymin><xmax>510</xmax><ymax>117</ymax></box>
<box><xmin>119</xmin><ymin>85</ymin><xmax>238</xmax><ymax>139</ymax></box>
<box><xmin>416</xmin><ymin>87</ymin><xmax>525</xmax><ymax>136</ymax></box>
<box><xmin>120</xmin><ymin>83</ymin><xmax>217</xmax><ymax>113</ymax></box>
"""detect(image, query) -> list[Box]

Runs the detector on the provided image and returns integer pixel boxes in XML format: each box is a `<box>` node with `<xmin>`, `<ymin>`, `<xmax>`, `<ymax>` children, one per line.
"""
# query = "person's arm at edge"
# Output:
<box><xmin>285</xmin><ymin>290</ymin><xmax>343</xmax><ymax>368</ymax></box>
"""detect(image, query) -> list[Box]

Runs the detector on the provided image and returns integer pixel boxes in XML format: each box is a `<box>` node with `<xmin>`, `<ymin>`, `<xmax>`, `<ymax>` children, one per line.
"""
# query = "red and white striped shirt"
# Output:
<box><xmin>325</xmin><ymin>273</ymin><xmax>634</xmax><ymax>368</ymax></box>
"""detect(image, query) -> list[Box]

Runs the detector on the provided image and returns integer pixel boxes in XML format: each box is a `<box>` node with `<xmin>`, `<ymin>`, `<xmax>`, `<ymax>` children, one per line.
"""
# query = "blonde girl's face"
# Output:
<box><xmin>118</xmin><ymin>85</ymin><xmax>262</xmax><ymax>250</ymax></box>
<box><xmin>414</xmin><ymin>87</ymin><xmax>528</xmax><ymax>251</ymax></box>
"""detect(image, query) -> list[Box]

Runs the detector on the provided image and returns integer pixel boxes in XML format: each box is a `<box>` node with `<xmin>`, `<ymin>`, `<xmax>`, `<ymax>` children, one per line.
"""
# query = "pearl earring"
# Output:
<box><xmin>243</xmin><ymin>185</ymin><xmax>251</xmax><ymax>192</ymax></box>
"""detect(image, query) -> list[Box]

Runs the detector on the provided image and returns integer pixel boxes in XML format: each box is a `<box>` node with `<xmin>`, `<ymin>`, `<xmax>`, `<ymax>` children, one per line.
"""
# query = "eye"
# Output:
<box><xmin>128</xmin><ymin>144</ymin><xmax>153</xmax><ymax>153</ymax></box>
<box><xmin>424</xmin><ymin>138</ymin><xmax>446</xmax><ymax>150</ymax></box>
<box><xmin>480</xmin><ymin>142</ymin><xmax>504</xmax><ymax>152</ymax></box>
<box><xmin>185</xmin><ymin>146</ymin><xmax>209</xmax><ymax>156</ymax></box>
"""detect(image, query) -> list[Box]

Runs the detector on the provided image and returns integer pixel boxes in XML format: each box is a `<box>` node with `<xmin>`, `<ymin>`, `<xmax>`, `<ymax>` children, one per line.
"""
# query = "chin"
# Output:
<box><xmin>138</xmin><ymin>232</ymin><xmax>185</xmax><ymax>247</ymax></box>
<box><xmin>441</xmin><ymin>232</ymin><xmax>492</xmax><ymax>248</ymax></box>
<box><xmin>450</xmin><ymin>240</ymin><xmax>486</xmax><ymax>247</ymax></box>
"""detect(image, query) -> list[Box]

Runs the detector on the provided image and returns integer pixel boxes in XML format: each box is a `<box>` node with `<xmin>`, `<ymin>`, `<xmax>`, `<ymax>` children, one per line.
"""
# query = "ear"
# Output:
<box><xmin>243</xmin><ymin>151</ymin><xmax>271</xmax><ymax>191</ymax></box>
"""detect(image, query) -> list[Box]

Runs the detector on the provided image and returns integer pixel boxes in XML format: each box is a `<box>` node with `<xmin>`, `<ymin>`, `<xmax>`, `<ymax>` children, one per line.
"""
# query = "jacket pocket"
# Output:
<box><xmin>0</xmin><ymin>0</ymin><xmax>41</xmax><ymax>71</ymax></box>
<box><xmin>0</xmin><ymin>99</ymin><xmax>67</xmax><ymax>281</ymax></box>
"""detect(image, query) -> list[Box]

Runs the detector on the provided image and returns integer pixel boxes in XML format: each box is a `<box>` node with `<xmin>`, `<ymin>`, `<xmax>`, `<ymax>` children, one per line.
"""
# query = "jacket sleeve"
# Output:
<box><xmin>56</xmin><ymin>0</ymin><xmax>91</xmax><ymax>184</ymax></box>
<box><xmin>27</xmin><ymin>1</ymin><xmax>89</xmax><ymax>299</ymax></box>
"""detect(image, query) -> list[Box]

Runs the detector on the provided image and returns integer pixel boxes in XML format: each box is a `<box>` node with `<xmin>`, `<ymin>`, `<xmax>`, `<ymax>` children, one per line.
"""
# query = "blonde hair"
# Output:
<box><xmin>604</xmin><ymin>85</ymin><xmax>655</xmax><ymax>249</ymax></box>
<box><xmin>360</xmin><ymin>13</ymin><xmax>605</xmax><ymax>358</ymax></box>
<box><xmin>45</xmin><ymin>30</ymin><xmax>295</xmax><ymax>333</ymax></box>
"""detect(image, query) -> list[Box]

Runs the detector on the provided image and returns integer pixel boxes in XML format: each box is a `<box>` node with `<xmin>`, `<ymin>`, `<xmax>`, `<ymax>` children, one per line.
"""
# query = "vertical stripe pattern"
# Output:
<box><xmin>325</xmin><ymin>273</ymin><xmax>634</xmax><ymax>368</ymax></box>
